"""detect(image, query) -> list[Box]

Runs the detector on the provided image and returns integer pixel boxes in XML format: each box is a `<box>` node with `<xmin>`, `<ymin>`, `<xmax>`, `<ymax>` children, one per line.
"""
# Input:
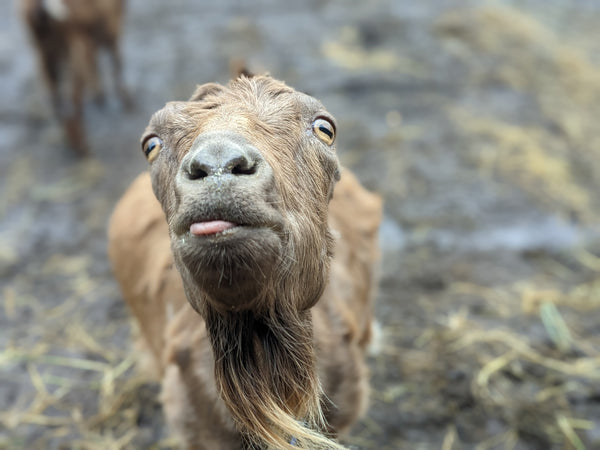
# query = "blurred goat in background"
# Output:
<box><xmin>20</xmin><ymin>0</ymin><xmax>130</xmax><ymax>155</ymax></box>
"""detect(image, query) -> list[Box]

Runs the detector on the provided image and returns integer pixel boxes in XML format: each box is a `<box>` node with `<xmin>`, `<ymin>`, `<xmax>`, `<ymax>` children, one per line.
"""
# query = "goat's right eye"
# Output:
<box><xmin>142</xmin><ymin>136</ymin><xmax>163</xmax><ymax>162</ymax></box>
<box><xmin>312</xmin><ymin>118</ymin><xmax>336</xmax><ymax>146</ymax></box>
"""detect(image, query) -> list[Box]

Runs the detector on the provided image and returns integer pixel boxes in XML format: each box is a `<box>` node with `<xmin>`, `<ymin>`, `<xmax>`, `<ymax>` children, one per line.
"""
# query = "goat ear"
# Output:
<box><xmin>229</xmin><ymin>58</ymin><xmax>254</xmax><ymax>79</ymax></box>
<box><xmin>189</xmin><ymin>83</ymin><xmax>224</xmax><ymax>102</ymax></box>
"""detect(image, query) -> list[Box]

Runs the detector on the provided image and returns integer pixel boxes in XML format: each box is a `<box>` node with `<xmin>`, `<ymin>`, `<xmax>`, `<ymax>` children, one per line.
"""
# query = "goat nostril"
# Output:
<box><xmin>187</xmin><ymin>163</ymin><xmax>209</xmax><ymax>180</ymax></box>
<box><xmin>231</xmin><ymin>161</ymin><xmax>257</xmax><ymax>176</ymax></box>
<box><xmin>184</xmin><ymin>147</ymin><xmax>260</xmax><ymax>180</ymax></box>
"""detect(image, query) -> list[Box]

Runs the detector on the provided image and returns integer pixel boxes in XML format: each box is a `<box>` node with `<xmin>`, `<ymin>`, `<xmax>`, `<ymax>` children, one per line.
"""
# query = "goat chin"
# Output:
<box><xmin>109</xmin><ymin>75</ymin><xmax>383</xmax><ymax>449</ymax></box>
<box><xmin>172</xmin><ymin>226</ymin><xmax>283</xmax><ymax>314</ymax></box>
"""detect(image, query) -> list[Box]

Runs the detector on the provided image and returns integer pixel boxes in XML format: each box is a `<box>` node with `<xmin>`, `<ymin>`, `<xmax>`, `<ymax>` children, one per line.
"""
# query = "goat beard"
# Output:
<box><xmin>203</xmin><ymin>301</ymin><xmax>329</xmax><ymax>448</ymax></box>
<box><xmin>175</xmin><ymin>222</ymin><xmax>339</xmax><ymax>447</ymax></box>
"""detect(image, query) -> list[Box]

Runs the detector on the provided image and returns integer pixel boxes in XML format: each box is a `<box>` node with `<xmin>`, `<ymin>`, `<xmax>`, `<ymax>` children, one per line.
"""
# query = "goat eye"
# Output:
<box><xmin>312</xmin><ymin>118</ymin><xmax>335</xmax><ymax>146</ymax></box>
<box><xmin>142</xmin><ymin>136</ymin><xmax>163</xmax><ymax>162</ymax></box>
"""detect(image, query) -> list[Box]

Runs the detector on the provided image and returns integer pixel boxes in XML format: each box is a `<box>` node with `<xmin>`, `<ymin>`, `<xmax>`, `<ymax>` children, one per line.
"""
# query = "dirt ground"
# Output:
<box><xmin>2</xmin><ymin>0</ymin><xmax>600</xmax><ymax>449</ymax></box>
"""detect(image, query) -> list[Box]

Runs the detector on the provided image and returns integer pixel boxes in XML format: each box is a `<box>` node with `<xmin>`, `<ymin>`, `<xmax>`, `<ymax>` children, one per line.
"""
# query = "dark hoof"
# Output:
<box><xmin>63</xmin><ymin>118</ymin><xmax>90</xmax><ymax>157</ymax></box>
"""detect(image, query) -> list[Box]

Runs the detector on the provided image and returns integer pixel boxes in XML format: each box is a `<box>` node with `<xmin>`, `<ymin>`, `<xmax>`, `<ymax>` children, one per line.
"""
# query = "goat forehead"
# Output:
<box><xmin>202</xmin><ymin>91</ymin><xmax>320</xmax><ymax>124</ymax></box>
<box><xmin>152</xmin><ymin>98</ymin><xmax>320</xmax><ymax>142</ymax></box>
<box><xmin>150</xmin><ymin>75</ymin><xmax>328</xmax><ymax>127</ymax></box>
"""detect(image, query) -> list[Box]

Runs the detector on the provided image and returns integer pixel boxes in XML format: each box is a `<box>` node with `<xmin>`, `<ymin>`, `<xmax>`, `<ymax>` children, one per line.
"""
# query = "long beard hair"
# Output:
<box><xmin>201</xmin><ymin>231</ymin><xmax>344</xmax><ymax>449</ymax></box>
<box><xmin>205</xmin><ymin>306</ymin><xmax>328</xmax><ymax>448</ymax></box>
<box><xmin>179</xmin><ymin>200</ymin><xmax>344</xmax><ymax>448</ymax></box>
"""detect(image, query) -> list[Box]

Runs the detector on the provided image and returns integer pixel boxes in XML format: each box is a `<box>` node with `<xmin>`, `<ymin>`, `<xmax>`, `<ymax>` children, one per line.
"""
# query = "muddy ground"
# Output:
<box><xmin>2</xmin><ymin>0</ymin><xmax>600</xmax><ymax>449</ymax></box>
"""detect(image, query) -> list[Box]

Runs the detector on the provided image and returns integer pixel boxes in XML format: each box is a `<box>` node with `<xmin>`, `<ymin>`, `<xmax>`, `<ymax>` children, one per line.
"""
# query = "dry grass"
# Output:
<box><xmin>0</xmin><ymin>279</ymin><xmax>165</xmax><ymax>449</ymax></box>
<box><xmin>370</xmin><ymin>247</ymin><xmax>600</xmax><ymax>449</ymax></box>
<box><xmin>438</xmin><ymin>5</ymin><xmax>600</xmax><ymax>222</ymax></box>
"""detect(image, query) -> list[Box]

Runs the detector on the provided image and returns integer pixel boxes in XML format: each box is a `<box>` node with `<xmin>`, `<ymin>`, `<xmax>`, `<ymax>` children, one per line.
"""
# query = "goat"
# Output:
<box><xmin>20</xmin><ymin>0</ymin><xmax>130</xmax><ymax>154</ymax></box>
<box><xmin>108</xmin><ymin>75</ymin><xmax>382</xmax><ymax>449</ymax></box>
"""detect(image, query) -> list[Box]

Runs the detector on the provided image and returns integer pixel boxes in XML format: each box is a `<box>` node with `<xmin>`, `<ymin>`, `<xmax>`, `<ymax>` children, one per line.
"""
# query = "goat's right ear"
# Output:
<box><xmin>229</xmin><ymin>58</ymin><xmax>254</xmax><ymax>79</ymax></box>
<box><xmin>189</xmin><ymin>83</ymin><xmax>224</xmax><ymax>102</ymax></box>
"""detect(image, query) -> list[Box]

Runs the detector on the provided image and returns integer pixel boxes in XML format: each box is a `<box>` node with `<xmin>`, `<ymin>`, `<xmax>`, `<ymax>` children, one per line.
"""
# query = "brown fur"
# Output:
<box><xmin>20</xmin><ymin>0</ymin><xmax>130</xmax><ymax>154</ymax></box>
<box><xmin>108</xmin><ymin>75</ymin><xmax>382</xmax><ymax>449</ymax></box>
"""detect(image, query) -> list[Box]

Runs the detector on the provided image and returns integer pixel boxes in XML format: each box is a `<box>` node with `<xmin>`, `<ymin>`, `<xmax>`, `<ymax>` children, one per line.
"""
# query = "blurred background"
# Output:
<box><xmin>2</xmin><ymin>0</ymin><xmax>600</xmax><ymax>448</ymax></box>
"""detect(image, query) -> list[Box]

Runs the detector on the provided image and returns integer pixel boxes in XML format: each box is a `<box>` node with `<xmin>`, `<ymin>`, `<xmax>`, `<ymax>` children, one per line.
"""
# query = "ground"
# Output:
<box><xmin>1</xmin><ymin>0</ymin><xmax>600</xmax><ymax>449</ymax></box>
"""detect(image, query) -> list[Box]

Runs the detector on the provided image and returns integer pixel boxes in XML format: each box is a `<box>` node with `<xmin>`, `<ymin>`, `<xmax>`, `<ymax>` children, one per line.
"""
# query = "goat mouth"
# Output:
<box><xmin>174</xmin><ymin>209</ymin><xmax>285</xmax><ymax>240</ymax></box>
<box><xmin>181</xmin><ymin>219</ymin><xmax>275</xmax><ymax>240</ymax></box>
<box><xmin>189</xmin><ymin>220</ymin><xmax>238</xmax><ymax>236</ymax></box>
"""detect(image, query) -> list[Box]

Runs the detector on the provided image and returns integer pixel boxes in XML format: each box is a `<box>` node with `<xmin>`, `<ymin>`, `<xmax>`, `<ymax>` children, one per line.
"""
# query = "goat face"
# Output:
<box><xmin>141</xmin><ymin>76</ymin><xmax>341</xmax><ymax>315</ymax></box>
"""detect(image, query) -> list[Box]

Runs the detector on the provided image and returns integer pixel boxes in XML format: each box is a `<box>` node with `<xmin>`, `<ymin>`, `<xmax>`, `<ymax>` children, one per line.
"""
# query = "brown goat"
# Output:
<box><xmin>20</xmin><ymin>0</ymin><xmax>130</xmax><ymax>154</ymax></box>
<box><xmin>108</xmin><ymin>75</ymin><xmax>382</xmax><ymax>449</ymax></box>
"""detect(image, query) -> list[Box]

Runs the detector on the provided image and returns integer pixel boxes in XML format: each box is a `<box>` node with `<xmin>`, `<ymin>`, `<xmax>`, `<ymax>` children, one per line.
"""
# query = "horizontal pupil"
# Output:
<box><xmin>319</xmin><ymin>125</ymin><xmax>333</xmax><ymax>138</ymax></box>
<box><xmin>144</xmin><ymin>138</ymin><xmax>160</xmax><ymax>157</ymax></box>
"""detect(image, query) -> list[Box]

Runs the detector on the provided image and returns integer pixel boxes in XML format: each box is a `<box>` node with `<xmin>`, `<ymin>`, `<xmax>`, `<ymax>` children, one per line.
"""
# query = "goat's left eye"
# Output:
<box><xmin>142</xmin><ymin>136</ymin><xmax>163</xmax><ymax>162</ymax></box>
<box><xmin>312</xmin><ymin>118</ymin><xmax>335</xmax><ymax>146</ymax></box>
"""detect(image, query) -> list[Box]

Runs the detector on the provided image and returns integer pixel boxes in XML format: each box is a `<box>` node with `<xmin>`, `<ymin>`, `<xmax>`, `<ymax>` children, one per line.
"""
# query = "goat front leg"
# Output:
<box><xmin>80</xmin><ymin>34</ymin><xmax>105</xmax><ymax>107</ymax></box>
<box><xmin>107</xmin><ymin>37</ymin><xmax>133</xmax><ymax>111</ymax></box>
<box><xmin>63</xmin><ymin>37</ymin><xmax>89</xmax><ymax>155</ymax></box>
<box><xmin>38</xmin><ymin>48</ymin><xmax>62</xmax><ymax>117</ymax></box>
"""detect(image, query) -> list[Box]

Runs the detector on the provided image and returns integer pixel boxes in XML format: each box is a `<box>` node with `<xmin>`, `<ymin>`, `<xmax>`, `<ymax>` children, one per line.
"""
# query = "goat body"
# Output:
<box><xmin>108</xmin><ymin>75</ymin><xmax>382</xmax><ymax>449</ymax></box>
<box><xmin>21</xmin><ymin>0</ymin><xmax>129</xmax><ymax>154</ymax></box>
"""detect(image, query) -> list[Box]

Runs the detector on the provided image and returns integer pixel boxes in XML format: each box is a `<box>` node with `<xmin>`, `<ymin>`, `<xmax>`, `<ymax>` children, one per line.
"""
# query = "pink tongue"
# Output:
<box><xmin>190</xmin><ymin>220</ymin><xmax>236</xmax><ymax>236</ymax></box>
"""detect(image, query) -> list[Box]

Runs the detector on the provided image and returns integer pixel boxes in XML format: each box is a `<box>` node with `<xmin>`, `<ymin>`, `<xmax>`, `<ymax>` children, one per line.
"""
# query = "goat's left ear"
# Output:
<box><xmin>189</xmin><ymin>83</ymin><xmax>224</xmax><ymax>102</ymax></box>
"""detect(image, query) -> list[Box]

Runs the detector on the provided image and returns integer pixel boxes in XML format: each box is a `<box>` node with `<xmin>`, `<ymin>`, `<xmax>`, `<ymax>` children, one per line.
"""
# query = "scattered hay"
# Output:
<box><xmin>322</xmin><ymin>26</ymin><xmax>408</xmax><ymax>73</ymax></box>
<box><xmin>438</xmin><ymin>5</ymin><xmax>600</xmax><ymax>221</ymax></box>
<box><xmin>30</xmin><ymin>159</ymin><xmax>105</xmax><ymax>203</ymax></box>
<box><xmin>448</xmin><ymin>109</ymin><xmax>591</xmax><ymax>218</ymax></box>
<box><xmin>0</xmin><ymin>246</ymin><xmax>168</xmax><ymax>449</ymax></box>
<box><xmin>360</xmin><ymin>244</ymin><xmax>600</xmax><ymax>449</ymax></box>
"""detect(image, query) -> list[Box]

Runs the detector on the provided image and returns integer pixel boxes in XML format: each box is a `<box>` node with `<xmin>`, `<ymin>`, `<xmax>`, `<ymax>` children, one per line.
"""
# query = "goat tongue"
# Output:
<box><xmin>190</xmin><ymin>220</ymin><xmax>236</xmax><ymax>236</ymax></box>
